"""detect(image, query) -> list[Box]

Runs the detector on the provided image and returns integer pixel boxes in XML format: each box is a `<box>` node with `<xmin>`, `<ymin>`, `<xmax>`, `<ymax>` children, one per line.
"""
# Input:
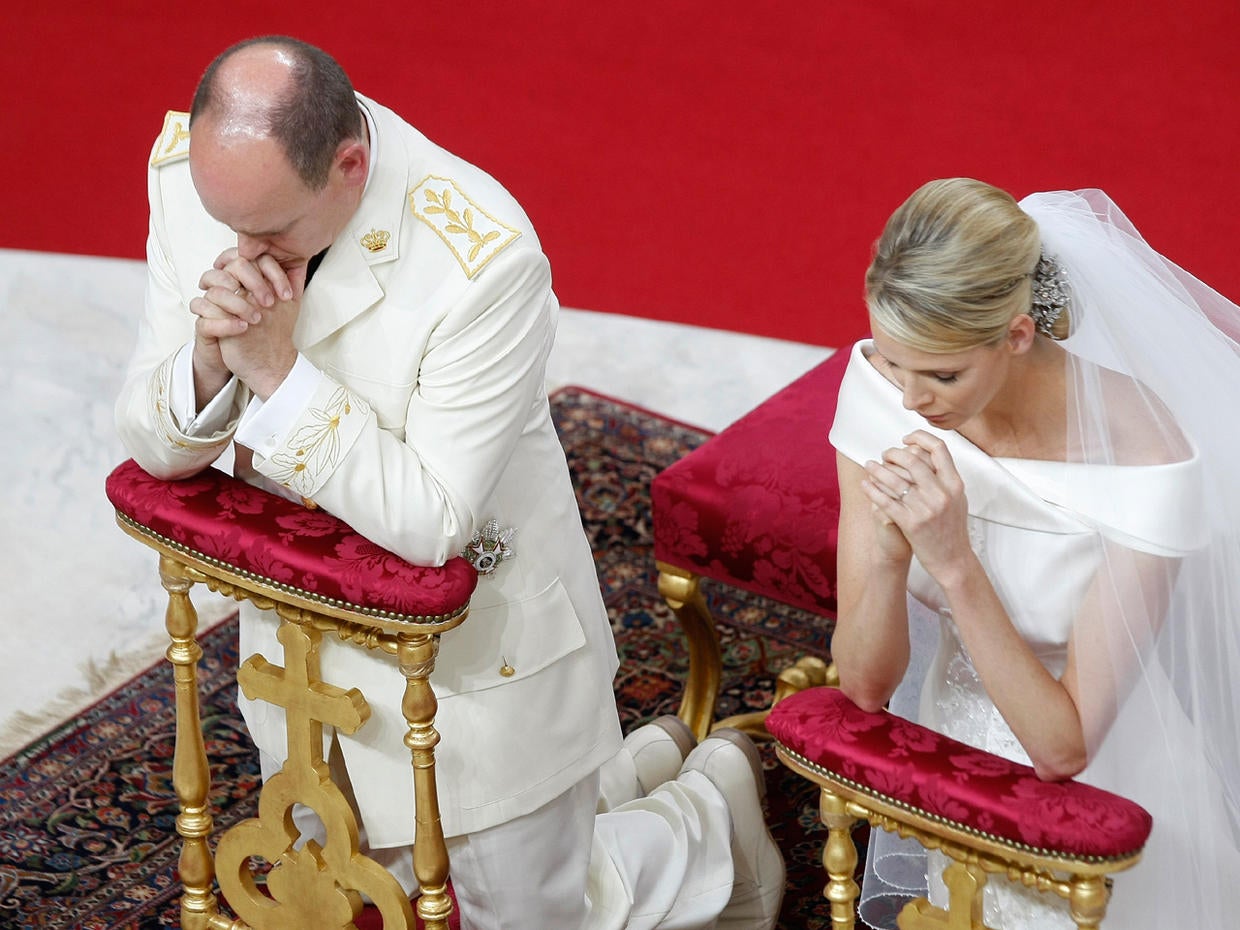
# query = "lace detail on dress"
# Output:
<box><xmin>929</xmin><ymin>611</ymin><xmax>1075</xmax><ymax>929</ymax></box>
<box><xmin>936</xmin><ymin>519</ymin><xmax>1025</xmax><ymax>760</ymax></box>
<box><xmin>966</xmin><ymin>514</ymin><xmax>986</xmax><ymax>559</ymax></box>
<box><xmin>927</xmin><ymin>848</ymin><xmax>1074</xmax><ymax>929</ymax></box>
<box><xmin>935</xmin><ymin>610</ymin><xmax>1027</xmax><ymax>764</ymax></box>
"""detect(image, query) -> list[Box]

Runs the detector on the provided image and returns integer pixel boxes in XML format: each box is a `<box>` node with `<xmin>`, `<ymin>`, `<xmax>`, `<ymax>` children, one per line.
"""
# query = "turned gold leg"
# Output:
<box><xmin>1068</xmin><ymin>875</ymin><xmax>1109</xmax><ymax>930</ymax></box>
<box><xmin>159</xmin><ymin>556</ymin><xmax>224</xmax><ymax>930</ymax></box>
<box><xmin>400</xmin><ymin>632</ymin><xmax>453</xmax><ymax>930</ymax></box>
<box><xmin>820</xmin><ymin>788</ymin><xmax>860</xmax><ymax>930</ymax></box>
<box><xmin>657</xmin><ymin>562</ymin><xmax>721</xmax><ymax>741</ymax></box>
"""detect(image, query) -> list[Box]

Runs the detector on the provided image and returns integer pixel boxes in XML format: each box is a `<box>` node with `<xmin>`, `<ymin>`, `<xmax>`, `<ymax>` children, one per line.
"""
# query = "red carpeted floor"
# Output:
<box><xmin>4</xmin><ymin>2</ymin><xmax>1238</xmax><ymax>346</ymax></box>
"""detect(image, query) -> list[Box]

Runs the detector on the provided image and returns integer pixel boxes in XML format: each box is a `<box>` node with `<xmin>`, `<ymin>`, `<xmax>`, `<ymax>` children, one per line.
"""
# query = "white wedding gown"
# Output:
<box><xmin>830</xmin><ymin>339</ymin><xmax>1238</xmax><ymax>929</ymax></box>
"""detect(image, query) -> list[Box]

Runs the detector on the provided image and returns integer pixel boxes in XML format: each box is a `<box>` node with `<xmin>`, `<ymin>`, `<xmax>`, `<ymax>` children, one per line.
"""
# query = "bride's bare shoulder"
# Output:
<box><xmin>1088</xmin><ymin>365</ymin><xmax>1192</xmax><ymax>465</ymax></box>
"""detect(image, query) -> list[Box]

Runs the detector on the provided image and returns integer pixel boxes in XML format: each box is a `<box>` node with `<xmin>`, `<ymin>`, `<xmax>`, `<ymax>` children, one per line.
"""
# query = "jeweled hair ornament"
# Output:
<box><xmin>1029</xmin><ymin>252</ymin><xmax>1072</xmax><ymax>336</ymax></box>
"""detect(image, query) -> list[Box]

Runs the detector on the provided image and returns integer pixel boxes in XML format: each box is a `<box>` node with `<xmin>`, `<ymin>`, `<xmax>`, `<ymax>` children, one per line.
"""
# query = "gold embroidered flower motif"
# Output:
<box><xmin>463</xmin><ymin>519</ymin><xmax>517</xmax><ymax>575</ymax></box>
<box><xmin>421</xmin><ymin>187</ymin><xmax>502</xmax><ymax>263</ymax></box>
<box><xmin>266</xmin><ymin>450</ymin><xmax>312</xmax><ymax>493</ymax></box>
<box><xmin>149</xmin><ymin>357</ymin><xmax>170</xmax><ymax>418</ymax></box>
<box><xmin>151</xmin><ymin>111</ymin><xmax>192</xmax><ymax>166</ymax></box>
<box><xmin>164</xmin><ymin>119</ymin><xmax>189</xmax><ymax>155</ymax></box>
<box><xmin>267</xmin><ymin>387</ymin><xmax>357</xmax><ymax>493</ymax></box>
<box><xmin>150</xmin><ymin>355</ymin><xmax>189</xmax><ymax>448</ymax></box>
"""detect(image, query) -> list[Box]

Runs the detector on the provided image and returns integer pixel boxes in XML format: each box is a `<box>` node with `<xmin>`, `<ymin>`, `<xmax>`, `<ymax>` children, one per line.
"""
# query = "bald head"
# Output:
<box><xmin>190</xmin><ymin>36</ymin><xmax>364</xmax><ymax>190</ymax></box>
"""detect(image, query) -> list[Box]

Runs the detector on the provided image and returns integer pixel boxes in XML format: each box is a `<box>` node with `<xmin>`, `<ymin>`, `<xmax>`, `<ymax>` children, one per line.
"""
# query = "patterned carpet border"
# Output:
<box><xmin>0</xmin><ymin>387</ymin><xmax>844</xmax><ymax>929</ymax></box>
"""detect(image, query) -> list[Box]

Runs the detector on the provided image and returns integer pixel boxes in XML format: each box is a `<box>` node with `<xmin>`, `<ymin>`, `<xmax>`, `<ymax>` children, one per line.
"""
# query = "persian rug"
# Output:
<box><xmin>0</xmin><ymin>387</ymin><xmax>844</xmax><ymax>930</ymax></box>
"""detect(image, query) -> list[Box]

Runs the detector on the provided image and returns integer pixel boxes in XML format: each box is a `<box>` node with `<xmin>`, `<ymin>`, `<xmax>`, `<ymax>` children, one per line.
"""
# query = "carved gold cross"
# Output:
<box><xmin>237</xmin><ymin>620</ymin><xmax>370</xmax><ymax>766</ymax></box>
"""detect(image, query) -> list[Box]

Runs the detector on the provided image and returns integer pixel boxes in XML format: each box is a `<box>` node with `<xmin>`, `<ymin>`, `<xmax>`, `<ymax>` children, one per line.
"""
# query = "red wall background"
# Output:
<box><xmin>3</xmin><ymin>2</ymin><xmax>1238</xmax><ymax>346</ymax></box>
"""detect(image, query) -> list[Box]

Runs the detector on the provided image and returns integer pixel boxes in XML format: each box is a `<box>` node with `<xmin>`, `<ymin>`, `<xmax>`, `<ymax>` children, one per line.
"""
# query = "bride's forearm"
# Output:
<box><xmin>942</xmin><ymin>564</ymin><xmax>1088</xmax><ymax>781</ymax></box>
<box><xmin>833</xmin><ymin>557</ymin><xmax>914</xmax><ymax>711</ymax></box>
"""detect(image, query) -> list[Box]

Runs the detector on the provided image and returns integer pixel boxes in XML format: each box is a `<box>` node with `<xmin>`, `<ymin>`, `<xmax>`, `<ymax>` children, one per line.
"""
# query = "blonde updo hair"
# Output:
<box><xmin>865</xmin><ymin>178</ymin><xmax>1070</xmax><ymax>351</ymax></box>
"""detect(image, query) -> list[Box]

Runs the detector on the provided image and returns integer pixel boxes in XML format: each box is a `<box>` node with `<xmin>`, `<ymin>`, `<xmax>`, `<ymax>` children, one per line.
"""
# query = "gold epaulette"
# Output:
<box><xmin>408</xmin><ymin>175</ymin><xmax>522</xmax><ymax>279</ymax></box>
<box><xmin>151</xmin><ymin>110</ymin><xmax>191</xmax><ymax>167</ymax></box>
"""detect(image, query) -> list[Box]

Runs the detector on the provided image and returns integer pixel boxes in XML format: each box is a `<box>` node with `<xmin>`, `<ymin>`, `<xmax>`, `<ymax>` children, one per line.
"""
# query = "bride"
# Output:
<box><xmin>828</xmin><ymin>178</ymin><xmax>1240</xmax><ymax>928</ymax></box>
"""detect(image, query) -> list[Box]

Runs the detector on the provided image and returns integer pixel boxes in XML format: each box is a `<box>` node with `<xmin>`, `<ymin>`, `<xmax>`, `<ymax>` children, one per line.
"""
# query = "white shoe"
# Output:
<box><xmin>680</xmin><ymin>728</ymin><xmax>785</xmax><ymax>930</ymax></box>
<box><xmin>624</xmin><ymin>715</ymin><xmax>697</xmax><ymax>794</ymax></box>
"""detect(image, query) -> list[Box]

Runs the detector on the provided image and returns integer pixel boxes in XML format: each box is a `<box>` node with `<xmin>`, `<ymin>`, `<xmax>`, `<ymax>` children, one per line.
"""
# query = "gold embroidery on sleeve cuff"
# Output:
<box><xmin>149</xmin><ymin>355</ymin><xmax>235</xmax><ymax>451</ymax></box>
<box><xmin>150</xmin><ymin>355</ymin><xmax>186</xmax><ymax>448</ymax></box>
<box><xmin>264</xmin><ymin>385</ymin><xmax>370</xmax><ymax>497</ymax></box>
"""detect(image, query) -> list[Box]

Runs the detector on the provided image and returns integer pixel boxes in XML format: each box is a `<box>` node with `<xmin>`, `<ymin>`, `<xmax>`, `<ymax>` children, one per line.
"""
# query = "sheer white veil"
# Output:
<box><xmin>1031</xmin><ymin>189</ymin><xmax>1240</xmax><ymax>926</ymax></box>
<box><xmin>858</xmin><ymin>189</ymin><xmax>1240</xmax><ymax>928</ymax></box>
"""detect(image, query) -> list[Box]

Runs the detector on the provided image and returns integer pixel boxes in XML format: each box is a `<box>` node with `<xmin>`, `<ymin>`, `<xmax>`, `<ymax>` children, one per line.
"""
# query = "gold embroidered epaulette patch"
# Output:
<box><xmin>408</xmin><ymin>176</ymin><xmax>521</xmax><ymax>279</ymax></box>
<box><xmin>151</xmin><ymin>110</ymin><xmax>191</xmax><ymax>167</ymax></box>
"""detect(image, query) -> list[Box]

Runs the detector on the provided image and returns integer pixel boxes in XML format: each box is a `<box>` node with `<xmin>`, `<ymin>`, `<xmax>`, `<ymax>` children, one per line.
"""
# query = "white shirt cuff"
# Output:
<box><xmin>170</xmin><ymin>341</ymin><xmax>240</xmax><ymax>436</ymax></box>
<box><xmin>236</xmin><ymin>353</ymin><xmax>322</xmax><ymax>460</ymax></box>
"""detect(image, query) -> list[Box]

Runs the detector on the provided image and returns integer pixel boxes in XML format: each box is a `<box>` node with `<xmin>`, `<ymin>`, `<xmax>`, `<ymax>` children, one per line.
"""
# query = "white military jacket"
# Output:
<box><xmin>116</xmin><ymin>95</ymin><xmax>623</xmax><ymax>842</ymax></box>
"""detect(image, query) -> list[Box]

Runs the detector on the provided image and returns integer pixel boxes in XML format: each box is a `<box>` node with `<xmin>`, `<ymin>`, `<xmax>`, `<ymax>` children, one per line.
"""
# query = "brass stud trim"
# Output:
<box><xmin>777</xmin><ymin>743</ymin><xmax>1146</xmax><ymax>865</ymax></box>
<box><xmin>116</xmin><ymin>511</ymin><xmax>468</xmax><ymax>626</ymax></box>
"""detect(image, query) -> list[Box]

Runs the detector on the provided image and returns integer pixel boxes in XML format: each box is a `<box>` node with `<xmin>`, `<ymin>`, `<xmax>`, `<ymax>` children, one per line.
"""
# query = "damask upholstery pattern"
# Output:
<box><xmin>105</xmin><ymin>459</ymin><xmax>477</xmax><ymax>621</ymax></box>
<box><xmin>651</xmin><ymin>347</ymin><xmax>851</xmax><ymax>617</ymax></box>
<box><xmin>768</xmin><ymin>687</ymin><xmax>1152</xmax><ymax>860</ymax></box>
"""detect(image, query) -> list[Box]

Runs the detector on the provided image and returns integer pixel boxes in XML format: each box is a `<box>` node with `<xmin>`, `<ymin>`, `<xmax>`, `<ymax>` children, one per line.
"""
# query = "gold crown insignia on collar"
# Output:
<box><xmin>360</xmin><ymin>228</ymin><xmax>391</xmax><ymax>253</ymax></box>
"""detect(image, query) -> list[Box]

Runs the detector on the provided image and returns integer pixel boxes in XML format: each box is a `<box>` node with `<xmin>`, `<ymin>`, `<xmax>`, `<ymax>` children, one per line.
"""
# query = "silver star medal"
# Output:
<box><xmin>464</xmin><ymin>519</ymin><xmax>517</xmax><ymax>575</ymax></box>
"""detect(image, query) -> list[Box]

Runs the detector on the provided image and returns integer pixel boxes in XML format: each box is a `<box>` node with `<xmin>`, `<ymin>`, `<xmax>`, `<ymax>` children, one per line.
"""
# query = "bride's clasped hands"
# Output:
<box><xmin>861</xmin><ymin>430</ymin><xmax>975</xmax><ymax>586</ymax></box>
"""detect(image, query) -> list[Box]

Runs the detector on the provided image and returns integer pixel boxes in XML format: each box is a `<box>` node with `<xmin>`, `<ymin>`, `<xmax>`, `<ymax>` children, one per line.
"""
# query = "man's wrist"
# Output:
<box><xmin>245</xmin><ymin>360</ymin><xmax>296</xmax><ymax>402</ymax></box>
<box><xmin>191</xmin><ymin>357</ymin><xmax>233</xmax><ymax>411</ymax></box>
<box><xmin>235</xmin><ymin>353</ymin><xmax>321</xmax><ymax>456</ymax></box>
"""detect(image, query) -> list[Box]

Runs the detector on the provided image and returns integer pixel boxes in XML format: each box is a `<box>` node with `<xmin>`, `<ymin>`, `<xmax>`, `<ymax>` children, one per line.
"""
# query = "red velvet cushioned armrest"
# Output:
<box><xmin>106</xmin><ymin>459</ymin><xmax>476</xmax><ymax>621</ymax></box>
<box><xmin>767</xmin><ymin>687</ymin><xmax>1152</xmax><ymax>861</ymax></box>
<box><xmin>651</xmin><ymin>346</ymin><xmax>851</xmax><ymax>617</ymax></box>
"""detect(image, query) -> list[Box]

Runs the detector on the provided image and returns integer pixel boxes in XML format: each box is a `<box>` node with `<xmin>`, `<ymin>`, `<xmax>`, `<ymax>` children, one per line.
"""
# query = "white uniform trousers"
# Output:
<box><xmin>266</xmin><ymin>739</ymin><xmax>737</xmax><ymax>929</ymax></box>
<box><xmin>446</xmin><ymin>754</ymin><xmax>735</xmax><ymax>930</ymax></box>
